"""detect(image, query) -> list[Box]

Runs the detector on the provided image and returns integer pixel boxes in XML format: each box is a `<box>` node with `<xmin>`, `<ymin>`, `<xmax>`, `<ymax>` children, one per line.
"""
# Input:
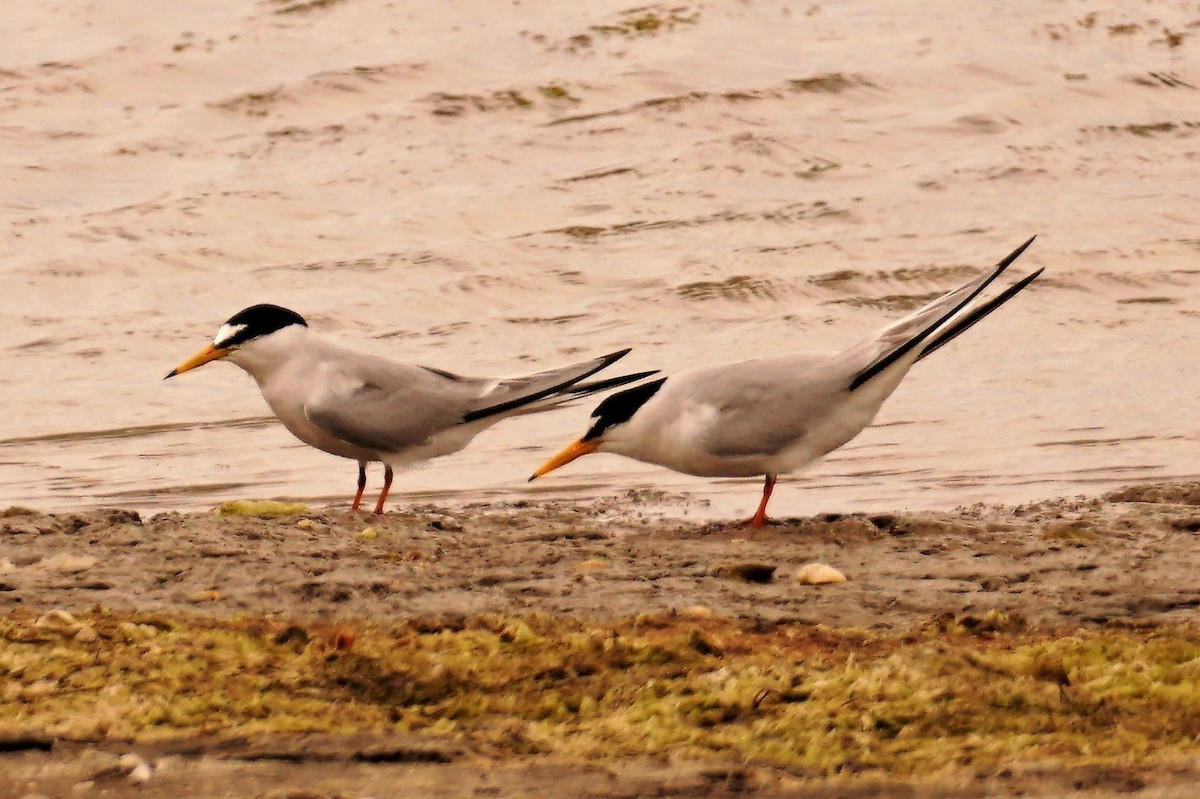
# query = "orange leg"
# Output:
<box><xmin>746</xmin><ymin>474</ymin><xmax>777</xmax><ymax>528</ymax></box>
<box><xmin>351</xmin><ymin>462</ymin><xmax>367</xmax><ymax>511</ymax></box>
<box><xmin>372</xmin><ymin>465</ymin><xmax>394</xmax><ymax>515</ymax></box>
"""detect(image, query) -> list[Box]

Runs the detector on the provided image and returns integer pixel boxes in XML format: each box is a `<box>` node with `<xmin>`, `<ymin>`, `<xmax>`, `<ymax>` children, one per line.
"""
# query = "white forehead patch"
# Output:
<box><xmin>213</xmin><ymin>323</ymin><xmax>247</xmax><ymax>348</ymax></box>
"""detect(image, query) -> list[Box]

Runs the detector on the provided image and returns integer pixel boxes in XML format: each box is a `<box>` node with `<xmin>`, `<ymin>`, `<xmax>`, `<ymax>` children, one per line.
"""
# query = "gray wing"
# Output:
<box><xmin>303</xmin><ymin>347</ymin><xmax>639</xmax><ymax>453</ymax></box>
<box><xmin>675</xmin><ymin>354</ymin><xmax>854</xmax><ymax>458</ymax></box>
<box><xmin>304</xmin><ymin>352</ymin><xmax>485</xmax><ymax>453</ymax></box>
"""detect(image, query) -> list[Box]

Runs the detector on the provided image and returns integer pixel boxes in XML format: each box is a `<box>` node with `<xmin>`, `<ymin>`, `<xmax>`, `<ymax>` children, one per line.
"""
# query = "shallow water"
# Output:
<box><xmin>1</xmin><ymin>0</ymin><xmax>1197</xmax><ymax>519</ymax></box>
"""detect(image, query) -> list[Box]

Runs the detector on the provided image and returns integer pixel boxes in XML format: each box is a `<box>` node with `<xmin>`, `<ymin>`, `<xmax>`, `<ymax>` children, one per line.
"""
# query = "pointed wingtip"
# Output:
<box><xmin>1007</xmin><ymin>266</ymin><xmax>1045</xmax><ymax>288</ymax></box>
<box><xmin>912</xmin><ymin>262</ymin><xmax>1047</xmax><ymax>364</ymax></box>
<box><xmin>848</xmin><ymin>236</ymin><xmax>1039</xmax><ymax>392</ymax></box>
<box><xmin>998</xmin><ymin>235</ymin><xmax>1038</xmax><ymax>269</ymax></box>
<box><xmin>1008</xmin><ymin>266</ymin><xmax>1046</xmax><ymax>292</ymax></box>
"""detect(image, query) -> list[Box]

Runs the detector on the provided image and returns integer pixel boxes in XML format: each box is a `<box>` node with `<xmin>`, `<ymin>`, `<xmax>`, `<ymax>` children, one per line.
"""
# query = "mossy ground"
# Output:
<box><xmin>3</xmin><ymin>608</ymin><xmax>1199</xmax><ymax>779</ymax></box>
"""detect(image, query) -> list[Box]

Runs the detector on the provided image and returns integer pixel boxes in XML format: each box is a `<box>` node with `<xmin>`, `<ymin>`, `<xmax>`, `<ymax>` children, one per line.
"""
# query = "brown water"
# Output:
<box><xmin>1</xmin><ymin>0</ymin><xmax>1196</xmax><ymax>519</ymax></box>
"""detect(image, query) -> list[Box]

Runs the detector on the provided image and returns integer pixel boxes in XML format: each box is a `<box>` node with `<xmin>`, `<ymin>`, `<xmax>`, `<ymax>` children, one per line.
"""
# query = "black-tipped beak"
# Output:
<box><xmin>165</xmin><ymin>344</ymin><xmax>232</xmax><ymax>379</ymax></box>
<box><xmin>528</xmin><ymin>438</ymin><xmax>601</xmax><ymax>481</ymax></box>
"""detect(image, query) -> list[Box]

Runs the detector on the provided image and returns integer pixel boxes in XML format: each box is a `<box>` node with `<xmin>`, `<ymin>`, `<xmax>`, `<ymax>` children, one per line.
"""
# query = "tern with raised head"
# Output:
<box><xmin>530</xmin><ymin>237</ymin><xmax>1043</xmax><ymax>526</ymax></box>
<box><xmin>167</xmin><ymin>304</ymin><xmax>656</xmax><ymax>513</ymax></box>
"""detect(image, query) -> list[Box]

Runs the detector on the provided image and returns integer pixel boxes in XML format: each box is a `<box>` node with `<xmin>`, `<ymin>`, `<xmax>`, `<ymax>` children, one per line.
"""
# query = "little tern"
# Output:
<box><xmin>530</xmin><ymin>237</ymin><xmax>1043</xmax><ymax>526</ymax></box>
<box><xmin>166</xmin><ymin>304</ymin><xmax>656</xmax><ymax>513</ymax></box>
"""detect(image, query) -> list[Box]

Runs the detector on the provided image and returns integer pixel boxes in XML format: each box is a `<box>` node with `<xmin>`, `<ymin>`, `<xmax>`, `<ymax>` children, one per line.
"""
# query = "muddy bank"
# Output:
<box><xmin>2</xmin><ymin>482</ymin><xmax>1199</xmax><ymax>628</ymax></box>
<box><xmin>6</xmin><ymin>739</ymin><xmax>1197</xmax><ymax>799</ymax></box>
<box><xmin>3</xmin><ymin>482</ymin><xmax>1200</xmax><ymax>799</ymax></box>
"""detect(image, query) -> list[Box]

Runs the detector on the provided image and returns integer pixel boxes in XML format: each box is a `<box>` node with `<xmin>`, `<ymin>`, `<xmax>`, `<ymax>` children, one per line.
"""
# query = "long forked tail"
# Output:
<box><xmin>462</xmin><ymin>349</ymin><xmax>658</xmax><ymax>423</ymax></box>
<box><xmin>848</xmin><ymin>236</ymin><xmax>1039</xmax><ymax>392</ymax></box>
<box><xmin>916</xmin><ymin>266</ymin><xmax>1044</xmax><ymax>362</ymax></box>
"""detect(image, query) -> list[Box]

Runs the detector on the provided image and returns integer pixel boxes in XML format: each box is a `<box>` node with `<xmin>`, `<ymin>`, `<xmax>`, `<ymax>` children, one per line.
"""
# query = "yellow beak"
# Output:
<box><xmin>165</xmin><ymin>344</ymin><xmax>233</xmax><ymax>379</ymax></box>
<box><xmin>528</xmin><ymin>438</ymin><xmax>601</xmax><ymax>481</ymax></box>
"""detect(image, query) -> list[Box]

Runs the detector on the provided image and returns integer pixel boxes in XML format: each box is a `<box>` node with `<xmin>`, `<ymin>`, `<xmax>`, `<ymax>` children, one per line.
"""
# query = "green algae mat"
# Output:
<box><xmin>3</xmin><ymin>608</ymin><xmax>1200</xmax><ymax>778</ymax></box>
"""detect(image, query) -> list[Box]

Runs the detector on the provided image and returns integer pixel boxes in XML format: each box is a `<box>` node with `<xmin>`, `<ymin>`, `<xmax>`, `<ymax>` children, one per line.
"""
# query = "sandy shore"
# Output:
<box><xmin>3</xmin><ymin>481</ymin><xmax>1200</xmax><ymax>798</ymax></box>
<box><xmin>3</xmin><ymin>482</ymin><xmax>1199</xmax><ymax>627</ymax></box>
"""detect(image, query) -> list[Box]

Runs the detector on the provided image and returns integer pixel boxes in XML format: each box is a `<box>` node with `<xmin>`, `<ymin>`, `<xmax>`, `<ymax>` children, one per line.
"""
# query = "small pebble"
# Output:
<box><xmin>73</xmin><ymin>625</ymin><xmax>99</xmax><ymax>643</ymax></box>
<box><xmin>575</xmin><ymin>558</ymin><xmax>607</xmax><ymax>573</ymax></box>
<box><xmin>217</xmin><ymin>499</ymin><xmax>308</xmax><ymax>517</ymax></box>
<box><xmin>116</xmin><ymin>622</ymin><xmax>159</xmax><ymax>641</ymax></box>
<box><xmin>356</xmin><ymin>527</ymin><xmax>379</xmax><ymax>541</ymax></box>
<box><xmin>40</xmin><ymin>553</ymin><xmax>97</xmax><ymax>573</ymax></box>
<box><xmin>129</xmin><ymin>763</ymin><xmax>153</xmax><ymax>783</ymax></box>
<box><xmin>715</xmin><ymin>562</ymin><xmax>776</xmax><ymax>583</ymax></box>
<box><xmin>678</xmin><ymin>605</ymin><xmax>712</xmax><ymax>619</ymax></box>
<box><xmin>118</xmin><ymin>753</ymin><xmax>146</xmax><ymax>771</ymax></box>
<box><xmin>794</xmin><ymin>563</ymin><xmax>847</xmax><ymax>585</ymax></box>
<box><xmin>22</xmin><ymin>680</ymin><xmax>58</xmax><ymax>699</ymax></box>
<box><xmin>34</xmin><ymin>609</ymin><xmax>78</xmax><ymax>631</ymax></box>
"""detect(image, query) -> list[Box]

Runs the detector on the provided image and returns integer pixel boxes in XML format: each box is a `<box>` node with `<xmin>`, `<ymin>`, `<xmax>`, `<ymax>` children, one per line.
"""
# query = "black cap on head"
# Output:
<box><xmin>216</xmin><ymin>304</ymin><xmax>307</xmax><ymax>348</ymax></box>
<box><xmin>583</xmin><ymin>377</ymin><xmax>667</xmax><ymax>440</ymax></box>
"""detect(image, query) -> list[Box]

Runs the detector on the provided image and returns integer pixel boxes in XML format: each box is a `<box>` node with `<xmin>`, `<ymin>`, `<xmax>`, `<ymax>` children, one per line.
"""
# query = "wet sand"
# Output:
<box><xmin>3</xmin><ymin>481</ymin><xmax>1200</xmax><ymax>797</ymax></box>
<box><xmin>3</xmin><ymin>483</ymin><xmax>1200</xmax><ymax>628</ymax></box>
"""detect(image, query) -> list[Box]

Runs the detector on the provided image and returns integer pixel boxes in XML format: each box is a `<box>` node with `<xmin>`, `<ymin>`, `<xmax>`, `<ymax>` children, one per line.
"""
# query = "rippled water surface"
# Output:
<box><xmin>1</xmin><ymin>0</ymin><xmax>1197</xmax><ymax>518</ymax></box>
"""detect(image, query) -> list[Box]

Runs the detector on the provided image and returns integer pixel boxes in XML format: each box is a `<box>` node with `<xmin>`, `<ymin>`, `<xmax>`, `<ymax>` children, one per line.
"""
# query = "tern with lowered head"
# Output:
<box><xmin>530</xmin><ymin>237</ymin><xmax>1043</xmax><ymax>526</ymax></box>
<box><xmin>167</xmin><ymin>304</ymin><xmax>656</xmax><ymax>513</ymax></box>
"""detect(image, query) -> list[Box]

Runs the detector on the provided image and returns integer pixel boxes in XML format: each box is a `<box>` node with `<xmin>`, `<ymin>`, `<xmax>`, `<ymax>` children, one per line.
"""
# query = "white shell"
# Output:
<box><xmin>794</xmin><ymin>563</ymin><xmax>848</xmax><ymax>585</ymax></box>
<box><xmin>128</xmin><ymin>763</ymin><xmax>153</xmax><ymax>783</ymax></box>
<box><xmin>40</xmin><ymin>553</ymin><xmax>97</xmax><ymax>573</ymax></box>
<box><xmin>119</xmin><ymin>753</ymin><xmax>146</xmax><ymax>771</ymax></box>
